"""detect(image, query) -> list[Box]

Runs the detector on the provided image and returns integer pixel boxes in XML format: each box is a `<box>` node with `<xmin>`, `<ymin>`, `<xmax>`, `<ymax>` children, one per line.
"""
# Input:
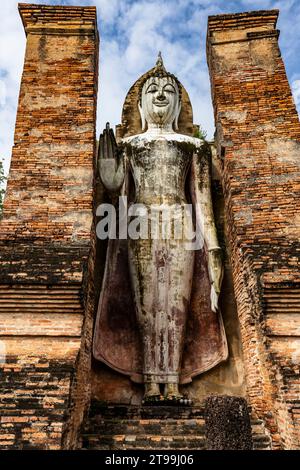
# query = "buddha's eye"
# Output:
<box><xmin>164</xmin><ymin>85</ymin><xmax>175</xmax><ymax>93</ymax></box>
<box><xmin>147</xmin><ymin>85</ymin><xmax>158</xmax><ymax>93</ymax></box>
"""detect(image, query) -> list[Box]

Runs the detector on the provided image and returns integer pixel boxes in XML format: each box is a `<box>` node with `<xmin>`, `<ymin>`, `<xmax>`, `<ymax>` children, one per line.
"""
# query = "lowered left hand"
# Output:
<box><xmin>208</xmin><ymin>247</ymin><xmax>223</xmax><ymax>312</ymax></box>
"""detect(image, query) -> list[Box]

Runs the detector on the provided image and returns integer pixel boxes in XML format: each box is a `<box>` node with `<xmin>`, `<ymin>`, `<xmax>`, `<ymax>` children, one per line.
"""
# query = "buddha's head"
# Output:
<box><xmin>139</xmin><ymin>53</ymin><xmax>182</xmax><ymax>132</ymax></box>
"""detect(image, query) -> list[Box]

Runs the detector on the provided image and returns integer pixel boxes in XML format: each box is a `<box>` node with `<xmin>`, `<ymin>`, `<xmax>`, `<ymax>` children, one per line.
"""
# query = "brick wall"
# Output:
<box><xmin>0</xmin><ymin>4</ymin><xmax>98</xmax><ymax>449</ymax></box>
<box><xmin>207</xmin><ymin>9</ymin><xmax>300</xmax><ymax>449</ymax></box>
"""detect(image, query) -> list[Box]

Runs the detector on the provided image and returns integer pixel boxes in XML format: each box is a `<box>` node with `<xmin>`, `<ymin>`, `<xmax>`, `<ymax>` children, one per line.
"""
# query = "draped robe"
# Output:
<box><xmin>93</xmin><ymin>138</ymin><xmax>228</xmax><ymax>384</ymax></box>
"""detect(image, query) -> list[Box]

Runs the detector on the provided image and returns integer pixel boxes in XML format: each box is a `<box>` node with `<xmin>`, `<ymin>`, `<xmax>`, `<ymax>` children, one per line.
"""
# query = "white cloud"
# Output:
<box><xmin>0</xmin><ymin>80</ymin><xmax>6</xmax><ymax>108</ymax></box>
<box><xmin>292</xmin><ymin>80</ymin><xmax>300</xmax><ymax>107</ymax></box>
<box><xmin>0</xmin><ymin>0</ymin><xmax>27</xmax><ymax>175</ymax></box>
<box><xmin>96</xmin><ymin>0</ymin><xmax>217</xmax><ymax>138</ymax></box>
<box><xmin>94</xmin><ymin>0</ymin><xmax>122</xmax><ymax>24</ymax></box>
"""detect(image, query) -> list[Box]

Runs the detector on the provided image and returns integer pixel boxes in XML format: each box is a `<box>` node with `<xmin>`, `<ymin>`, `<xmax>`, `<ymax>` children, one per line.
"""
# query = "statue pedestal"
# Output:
<box><xmin>142</xmin><ymin>396</ymin><xmax>193</xmax><ymax>406</ymax></box>
<box><xmin>79</xmin><ymin>400</ymin><xmax>271</xmax><ymax>450</ymax></box>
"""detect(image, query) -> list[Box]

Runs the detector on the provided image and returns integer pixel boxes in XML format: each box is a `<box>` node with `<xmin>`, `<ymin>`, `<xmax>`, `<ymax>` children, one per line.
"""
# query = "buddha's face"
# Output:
<box><xmin>140</xmin><ymin>76</ymin><xmax>180</xmax><ymax>129</ymax></box>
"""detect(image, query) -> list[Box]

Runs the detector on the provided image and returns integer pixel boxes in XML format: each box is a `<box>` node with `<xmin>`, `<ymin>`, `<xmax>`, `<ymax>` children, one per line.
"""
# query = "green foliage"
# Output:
<box><xmin>0</xmin><ymin>159</ymin><xmax>7</xmax><ymax>218</ymax></box>
<box><xmin>193</xmin><ymin>125</ymin><xmax>208</xmax><ymax>141</ymax></box>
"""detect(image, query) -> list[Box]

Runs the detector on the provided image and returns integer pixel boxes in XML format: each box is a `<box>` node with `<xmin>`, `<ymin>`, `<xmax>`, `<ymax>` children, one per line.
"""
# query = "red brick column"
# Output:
<box><xmin>207</xmin><ymin>10</ymin><xmax>300</xmax><ymax>449</ymax></box>
<box><xmin>0</xmin><ymin>4</ymin><xmax>98</xmax><ymax>449</ymax></box>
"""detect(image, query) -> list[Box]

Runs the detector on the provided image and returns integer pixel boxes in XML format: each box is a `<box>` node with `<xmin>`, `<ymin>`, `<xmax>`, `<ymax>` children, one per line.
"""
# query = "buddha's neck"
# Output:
<box><xmin>145</xmin><ymin>123</ymin><xmax>175</xmax><ymax>135</ymax></box>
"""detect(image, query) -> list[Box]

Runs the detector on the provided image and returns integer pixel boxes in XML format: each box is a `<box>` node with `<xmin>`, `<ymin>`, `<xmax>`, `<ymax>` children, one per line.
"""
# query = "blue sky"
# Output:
<box><xmin>1</xmin><ymin>0</ymin><xmax>299</xmax><ymax>176</ymax></box>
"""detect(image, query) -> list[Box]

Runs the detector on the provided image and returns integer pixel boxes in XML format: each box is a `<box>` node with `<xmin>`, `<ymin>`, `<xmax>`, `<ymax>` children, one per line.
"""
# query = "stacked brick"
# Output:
<box><xmin>207</xmin><ymin>9</ymin><xmax>300</xmax><ymax>449</ymax></box>
<box><xmin>0</xmin><ymin>4</ymin><xmax>98</xmax><ymax>449</ymax></box>
<box><xmin>80</xmin><ymin>402</ymin><xmax>271</xmax><ymax>450</ymax></box>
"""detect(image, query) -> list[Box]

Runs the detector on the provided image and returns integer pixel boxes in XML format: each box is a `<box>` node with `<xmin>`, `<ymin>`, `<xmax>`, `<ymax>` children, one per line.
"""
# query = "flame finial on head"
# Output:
<box><xmin>138</xmin><ymin>51</ymin><xmax>182</xmax><ymax>105</ymax></box>
<box><xmin>156</xmin><ymin>51</ymin><xmax>165</xmax><ymax>71</ymax></box>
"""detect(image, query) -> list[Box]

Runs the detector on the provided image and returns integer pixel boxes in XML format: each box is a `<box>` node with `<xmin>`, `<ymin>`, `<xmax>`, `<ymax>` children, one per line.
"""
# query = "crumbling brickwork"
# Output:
<box><xmin>0</xmin><ymin>4</ymin><xmax>98</xmax><ymax>449</ymax></box>
<box><xmin>207</xmin><ymin>9</ymin><xmax>300</xmax><ymax>449</ymax></box>
<box><xmin>79</xmin><ymin>402</ymin><xmax>271</xmax><ymax>450</ymax></box>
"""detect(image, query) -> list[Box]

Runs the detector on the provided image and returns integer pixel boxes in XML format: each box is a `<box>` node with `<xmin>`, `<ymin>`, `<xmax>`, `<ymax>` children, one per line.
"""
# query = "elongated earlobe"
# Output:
<box><xmin>138</xmin><ymin>101</ymin><xmax>146</xmax><ymax>131</ymax></box>
<box><xmin>174</xmin><ymin>101</ymin><xmax>181</xmax><ymax>131</ymax></box>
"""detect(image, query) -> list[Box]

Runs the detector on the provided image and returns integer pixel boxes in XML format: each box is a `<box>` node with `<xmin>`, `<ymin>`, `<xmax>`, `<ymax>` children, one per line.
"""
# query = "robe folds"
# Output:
<box><xmin>93</xmin><ymin>224</ymin><xmax>228</xmax><ymax>384</ymax></box>
<box><xmin>93</xmin><ymin>148</ymin><xmax>228</xmax><ymax>384</ymax></box>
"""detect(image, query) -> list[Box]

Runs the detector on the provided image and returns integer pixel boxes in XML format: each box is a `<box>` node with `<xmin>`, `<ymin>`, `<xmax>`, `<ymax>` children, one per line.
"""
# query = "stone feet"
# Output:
<box><xmin>142</xmin><ymin>383</ymin><xmax>193</xmax><ymax>405</ymax></box>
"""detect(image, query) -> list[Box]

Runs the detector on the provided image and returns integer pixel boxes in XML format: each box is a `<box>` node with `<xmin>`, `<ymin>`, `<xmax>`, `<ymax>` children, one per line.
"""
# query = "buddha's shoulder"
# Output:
<box><xmin>121</xmin><ymin>132</ymin><xmax>203</xmax><ymax>148</ymax></box>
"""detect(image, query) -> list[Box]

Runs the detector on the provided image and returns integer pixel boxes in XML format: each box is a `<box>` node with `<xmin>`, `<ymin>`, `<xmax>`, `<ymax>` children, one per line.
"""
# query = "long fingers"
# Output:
<box><xmin>99</xmin><ymin>123</ymin><xmax>116</xmax><ymax>160</ymax></box>
<box><xmin>99</xmin><ymin>133</ymin><xmax>104</xmax><ymax>159</ymax></box>
<box><xmin>106</xmin><ymin>123</ymin><xmax>114</xmax><ymax>159</ymax></box>
<box><xmin>109</xmin><ymin>128</ymin><xmax>118</xmax><ymax>158</ymax></box>
<box><xmin>103</xmin><ymin>124</ymin><xmax>109</xmax><ymax>159</ymax></box>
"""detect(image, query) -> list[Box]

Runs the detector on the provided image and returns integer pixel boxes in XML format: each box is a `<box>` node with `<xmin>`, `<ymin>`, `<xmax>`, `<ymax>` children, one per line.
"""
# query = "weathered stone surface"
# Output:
<box><xmin>115</xmin><ymin>66</ymin><xmax>198</xmax><ymax>141</ymax></box>
<box><xmin>92</xmin><ymin>55</ymin><xmax>245</xmax><ymax>410</ymax></box>
<box><xmin>205</xmin><ymin>395</ymin><xmax>253</xmax><ymax>450</ymax></box>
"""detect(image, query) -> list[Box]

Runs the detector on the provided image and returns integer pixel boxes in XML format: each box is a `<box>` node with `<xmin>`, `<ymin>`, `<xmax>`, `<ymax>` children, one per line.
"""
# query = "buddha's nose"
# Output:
<box><xmin>157</xmin><ymin>92</ymin><xmax>166</xmax><ymax>101</ymax></box>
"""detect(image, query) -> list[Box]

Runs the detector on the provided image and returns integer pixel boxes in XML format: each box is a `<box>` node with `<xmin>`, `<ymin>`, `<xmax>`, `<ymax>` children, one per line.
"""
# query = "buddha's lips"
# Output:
<box><xmin>153</xmin><ymin>101</ymin><xmax>169</xmax><ymax>107</ymax></box>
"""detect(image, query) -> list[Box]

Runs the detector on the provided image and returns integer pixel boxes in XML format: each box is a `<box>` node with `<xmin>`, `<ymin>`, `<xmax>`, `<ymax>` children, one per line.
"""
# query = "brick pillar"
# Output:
<box><xmin>0</xmin><ymin>4</ymin><xmax>98</xmax><ymax>449</ymax></box>
<box><xmin>207</xmin><ymin>10</ymin><xmax>300</xmax><ymax>449</ymax></box>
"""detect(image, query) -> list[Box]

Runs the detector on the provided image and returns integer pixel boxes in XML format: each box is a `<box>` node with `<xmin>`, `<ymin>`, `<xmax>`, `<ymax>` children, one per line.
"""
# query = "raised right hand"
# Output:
<box><xmin>98</xmin><ymin>122</ymin><xmax>125</xmax><ymax>192</ymax></box>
